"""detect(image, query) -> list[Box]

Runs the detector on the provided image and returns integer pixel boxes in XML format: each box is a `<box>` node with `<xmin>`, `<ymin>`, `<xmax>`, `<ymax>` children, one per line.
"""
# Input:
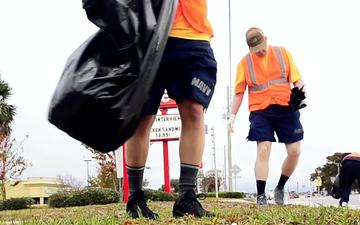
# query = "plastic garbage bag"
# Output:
<box><xmin>331</xmin><ymin>174</ymin><xmax>341</xmax><ymax>199</ymax></box>
<box><xmin>48</xmin><ymin>0</ymin><xmax>178</xmax><ymax>153</ymax></box>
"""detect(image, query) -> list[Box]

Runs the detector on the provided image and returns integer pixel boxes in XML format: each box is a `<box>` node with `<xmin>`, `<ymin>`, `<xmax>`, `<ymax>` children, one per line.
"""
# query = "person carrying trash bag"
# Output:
<box><xmin>332</xmin><ymin>152</ymin><xmax>360</xmax><ymax>207</ymax></box>
<box><xmin>227</xmin><ymin>27</ymin><xmax>306</xmax><ymax>206</ymax></box>
<box><xmin>48</xmin><ymin>0</ymin><xmax>178</xmax><ymax>152</ymax></box>
<box><xmin>49</xmin><ymin>0</ymin><xmax>217</xmax><ymax>219</ymax></box>
<box><xmin>125</xmin><ymin>0</ymin><xmax>217</xmax><ymax>219</ymax></box>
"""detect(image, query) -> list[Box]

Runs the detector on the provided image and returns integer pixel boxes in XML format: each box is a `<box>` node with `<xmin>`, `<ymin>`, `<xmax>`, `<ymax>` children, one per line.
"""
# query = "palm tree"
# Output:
<box><xmin>0</xmin><ymin>78</ymin><xmax>16</xmax><ymax>137</ymax></box>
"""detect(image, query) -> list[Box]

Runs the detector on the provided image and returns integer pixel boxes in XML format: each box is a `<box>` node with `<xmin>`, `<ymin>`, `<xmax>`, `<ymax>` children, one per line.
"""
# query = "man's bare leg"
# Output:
<box><xmin>255</xmin><ymin>141</ymin><xmax>272</xmax><ymax>180</ymax></box>
<box><xmin>177</xmin><ymin>99</ymin><xmax>205</xmax><ymax>166</ymax></box>
<box><xmin>125</xmin><ymin>115</ymin><xmax>157</xmax><ymax>219</ymax></box>
<box><xmin>254</xmin><ymin>141</ymin><xmax>272</xmax><ymax>205</ymax></box>
<box><xmin>282</xmin><ymin>142</ymin><xmax>301</xmax><ymax>176</ymax></box>
<box><xmin>173</xmin><ymin>99</ymin><xmax>214</xmax><ymax>217</ymax></box>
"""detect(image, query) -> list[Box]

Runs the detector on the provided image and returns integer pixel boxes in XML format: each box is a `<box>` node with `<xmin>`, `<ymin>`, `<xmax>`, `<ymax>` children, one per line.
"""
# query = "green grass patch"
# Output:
<box><xmin>0</xmin><ymin>199</ymin><xmax>359</xmax><ymax>225</ymax></box>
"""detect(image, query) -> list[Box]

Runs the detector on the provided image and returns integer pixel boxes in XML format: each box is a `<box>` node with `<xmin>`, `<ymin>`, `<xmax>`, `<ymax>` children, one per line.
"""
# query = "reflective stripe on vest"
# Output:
<box><xmin>247</xmin><ymin>47</ymin><xmax>289</xmax><ymax>92</ymax></box>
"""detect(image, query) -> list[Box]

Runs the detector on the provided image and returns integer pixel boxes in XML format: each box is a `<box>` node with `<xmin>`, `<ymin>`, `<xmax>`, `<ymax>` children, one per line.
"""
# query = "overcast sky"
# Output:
<box><xmin>1</xmin><ymin>0</ymin><xmax>359</xmax><ymax>193</ymax></box>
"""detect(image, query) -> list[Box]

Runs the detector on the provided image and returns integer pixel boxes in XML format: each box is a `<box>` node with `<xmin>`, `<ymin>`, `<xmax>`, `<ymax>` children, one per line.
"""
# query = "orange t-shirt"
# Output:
<box><xmin>169</xmin><ymin>0</ymin><xmax>213</xmax><ymax>41</ymax></box>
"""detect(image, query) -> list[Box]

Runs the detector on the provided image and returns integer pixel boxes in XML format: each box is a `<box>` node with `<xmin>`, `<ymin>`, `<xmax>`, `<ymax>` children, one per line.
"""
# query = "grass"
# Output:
<box><xmin>0</xmin><ymin>199</ymin><xmax>359</xmax><ymax>225</ymax></box>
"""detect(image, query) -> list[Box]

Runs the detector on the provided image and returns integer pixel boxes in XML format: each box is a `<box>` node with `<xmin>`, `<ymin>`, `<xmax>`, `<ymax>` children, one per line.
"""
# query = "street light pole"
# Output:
<box><xmin>84</xmin><ymin>159</ymin><xmax>91</xmax><ymax>187</ymax></box>
<box><xmin>227</xmin><ymin>0</ymin><xmax>233</xmax><ymax>192</ymax></box>
<box><xmin>227</xmin><ymin>87</ymin><xmax>233</xmax><ymax>192</ymax></box>
<box><xmin>211</xmin><ymin>127</ymin><xmax>219</xmax><ymax>198</ymax></box>
<box><xmin>223</xmin><ymin>145</ymin><xmax>227</xmax><ymax>191</ymax></box>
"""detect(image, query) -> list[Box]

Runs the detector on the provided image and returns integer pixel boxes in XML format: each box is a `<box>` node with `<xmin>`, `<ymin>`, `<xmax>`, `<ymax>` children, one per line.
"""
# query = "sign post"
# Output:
<box><xmin>115</xmin><ymin>146</ymin><xmax>129</xmax><ymax>203</ymax></box>
<box><xmin>118</xmin><ymin>91</ymin><xmax>180</xmax><ymax>199</ymax></box>
<box><xmin>231</xmin><ymin>164</ymin><xmax>241</xmax><ymax>192</ymax></box>
<box><xmin>149</xmin><ymin>91</ymin><xmax>180</xmax><ymax>193</ymax></box>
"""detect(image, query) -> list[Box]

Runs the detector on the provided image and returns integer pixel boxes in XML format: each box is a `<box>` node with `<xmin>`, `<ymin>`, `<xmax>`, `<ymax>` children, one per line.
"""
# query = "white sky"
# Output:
<box><xmin>1</xmin><ymin>0</ymin><xmax>359</xmax><ymax>193</ymax></box>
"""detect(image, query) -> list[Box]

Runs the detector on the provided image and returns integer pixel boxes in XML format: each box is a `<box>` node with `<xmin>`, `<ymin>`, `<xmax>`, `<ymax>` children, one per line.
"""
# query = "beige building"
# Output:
<box><xmin>5</xmin><ymin>177</ymin><xmax>65</xmax><ymax>205</ymax></box>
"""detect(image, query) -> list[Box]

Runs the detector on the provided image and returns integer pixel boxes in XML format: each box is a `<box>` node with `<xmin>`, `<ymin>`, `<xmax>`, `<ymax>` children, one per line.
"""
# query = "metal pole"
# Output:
<box><xmin>297</xmin><ymin>181</ymin><xmax>299</xmax><ymax>193</ymax></box>
<box><xmin>234</xmin><ymin>176</ymin><xmax>236</xmax><ymax>192</ymax></box>
<box><xmin>211</xmin><ymin>127</ymin><xmax>218</xmax><ymax>198</ymax></box>
<box><xmin>122</xmin><ymin>145</ymin><xmax>129</xmax><ymax>203</ymax></box>
<box><xmin>227</xmin><ymin>0</ymin><xmax>234</xmax><ymax>192</ymax></box>
<box><xmin>228</xmin><ymin>0</ymin><xmax>232</xmax><ymax>85</ymax></box>
<box><xmin>227</xmin><ymin>87</ymin><xmax>233</xmax><ymax>192</ymax></box>
<box><xmin>84</xmin><ymin>159</ymin><xmax>91</xmax><ymax>187</ymax></box>
<box><xmin>223</xmin><ymin>145</ymin><xmax>227</xmax><ymax>191</ymax></box>
<box><xmin>228</xmin><ymin>0</ymin><xmax>233</xmax><ymax>89</ymax></box>
<box><xmin>163</xmin><ymin>141</ymin><xmax>171</xmax><ymax>193</ymax></box>
<box><xmin>160</xmin><ymin>108</ymin><xmax>171</xmax><ymax>193</ymax></box>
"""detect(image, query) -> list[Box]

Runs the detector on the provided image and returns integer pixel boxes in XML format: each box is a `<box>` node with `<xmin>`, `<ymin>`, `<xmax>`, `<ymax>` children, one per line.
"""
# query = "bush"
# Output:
<box><xmin>143</xmin><ymin>189</ymin><xmax>177</xmax><ymax>201</ymax></box>
<box><xmin>0</xmin><ymin>197</ymin><xmax>33</xmax><ymax>211</ymax></box>
<box><xmin>143</xmin><ymin>190</ymin><xmax>245</xmax><ymax>201</ymax></box>
<box><xmin>49</xmin><ymin>188</ymin><xmax>120</xmax><ymax>208</ymax></box>
<box><xmin>205</xmin><ymin>192</ymin><xmax>245</xmax><ymax>198</ymax></box>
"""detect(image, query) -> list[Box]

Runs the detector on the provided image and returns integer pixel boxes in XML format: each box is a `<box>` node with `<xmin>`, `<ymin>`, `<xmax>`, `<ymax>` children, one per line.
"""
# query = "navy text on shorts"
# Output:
<box><xmin>247</xmin><ymin>105</ymin><xmax>304</xmax><ymax>143</ymax></box>
<box><xmin>143</xmin><ymin>37</ymin><xmax>217</xmax><ymax>115</ymax></box>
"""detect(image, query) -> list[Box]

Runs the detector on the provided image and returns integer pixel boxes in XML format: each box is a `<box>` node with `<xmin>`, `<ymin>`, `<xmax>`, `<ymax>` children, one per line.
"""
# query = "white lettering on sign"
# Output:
<box><xmin>150</xmin><ymin>114</ymin><xmax>181</xmax><ymax>140</ymax></box>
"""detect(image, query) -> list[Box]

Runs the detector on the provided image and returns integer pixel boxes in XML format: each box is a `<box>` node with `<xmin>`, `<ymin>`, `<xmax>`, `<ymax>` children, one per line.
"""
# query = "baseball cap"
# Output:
<box><xmin>246</xmin><ymin>27</ymin><xmax>267</xmax><ymax>53</ymax></box>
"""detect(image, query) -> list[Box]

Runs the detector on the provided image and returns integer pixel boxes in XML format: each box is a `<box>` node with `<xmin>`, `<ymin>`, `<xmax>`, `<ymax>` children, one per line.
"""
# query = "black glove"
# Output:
<box><xmin>289</xmin><ymin>86</ymin><xmax>307</xmax><ymax>111</ymax></box>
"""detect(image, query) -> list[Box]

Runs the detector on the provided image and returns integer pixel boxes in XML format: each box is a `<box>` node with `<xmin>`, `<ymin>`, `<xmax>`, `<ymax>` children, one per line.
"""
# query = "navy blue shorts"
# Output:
<box><xmin>143</xmin><ymin>37</ymin><xmax>217</xmax><ymax>115</ymax></box>
<box><xmin>247</xmin><ymin>105</ymin><xmax>304</xmax><ymax>143</ymax></box>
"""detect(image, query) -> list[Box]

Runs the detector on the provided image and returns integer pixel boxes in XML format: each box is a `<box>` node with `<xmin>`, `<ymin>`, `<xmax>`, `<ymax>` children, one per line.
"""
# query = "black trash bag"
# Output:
<box><xmin>83</xmin><ymin>0</ymin><xmax>158</xmax><ymax>50</ymax></box>
<box><xmin>289</xmin><ymin>86</ymin><xmax>307</xmax><ymax>111</ymax></box>
<box><xmin>331</xmin><ymin>174</ymin><xmax>341</xmax><ymax>199</ymax></box>
<box><xmin>48</xmin><ymin>0</ymin><xmax>178</xmax><ymax>153</ymax></box>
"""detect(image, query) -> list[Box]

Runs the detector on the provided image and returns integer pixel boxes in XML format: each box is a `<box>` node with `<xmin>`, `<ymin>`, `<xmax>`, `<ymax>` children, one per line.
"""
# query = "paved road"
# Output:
<box><xmin>286</xmin><ymin>194</ymin><xmax>360</xmax><ymax>209</ymax></box>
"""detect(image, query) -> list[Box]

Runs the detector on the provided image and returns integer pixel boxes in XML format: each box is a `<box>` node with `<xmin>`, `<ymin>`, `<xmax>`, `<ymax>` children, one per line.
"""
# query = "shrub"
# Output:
<box><xmin>0</xmin><ymin>197</ymin><xmax>33</xmax><ymax>211</ymax></box>
<box><xmin>205</xmin><ymin>192</ymin><xmax>245</xmax><ymax>198</ymax></box>
<box><xmin>143</xmin><ymin>189</ymin><xmax>177</xmax><ymax>201</ymax></box>
<box><xmin>49</xmin><ymin>188</ymin><xmax>120</xmax><ymax>208</ymax></box>
<box><xmin>142</xmin><ymin>190</ymin><xmax>245</xmax><ymax>201</ymax></box>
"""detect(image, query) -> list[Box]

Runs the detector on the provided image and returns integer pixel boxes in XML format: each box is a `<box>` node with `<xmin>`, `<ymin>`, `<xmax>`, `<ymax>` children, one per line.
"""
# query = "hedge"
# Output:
<box><xmin>142</xmin><ymin>190</ymin><xmax>244</xmax><ymax>201</ymax></box>
<box><xmin>49</xmin><ymin>188</ymin><xmax>120</xmax><ymax>208</ymax></box>
<box><xmin>205</xmin><ymin>192</ymin><xmax>245</xmax><ymax>198</ymax></box>
<box><xmin>0</xmin><ymin>197</ymin><xmax>33</xmax><ymax>211</ymax></box>
<box><xmin>143</xmin><ymin>189</ymin><xmax>178</xmax><ymax>201</ymax></box>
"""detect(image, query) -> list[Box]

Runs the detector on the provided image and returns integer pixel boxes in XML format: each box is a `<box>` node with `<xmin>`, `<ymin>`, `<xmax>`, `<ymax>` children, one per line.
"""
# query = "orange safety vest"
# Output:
<box><xmin>174</xmin><ymin>0</ymin><xmax>213</xmax><ymax>36</ymax></box>
<box><xmin>242</xmin><ymin>46</ymin><xmax>291</xmax><ymax>111</ymax></box>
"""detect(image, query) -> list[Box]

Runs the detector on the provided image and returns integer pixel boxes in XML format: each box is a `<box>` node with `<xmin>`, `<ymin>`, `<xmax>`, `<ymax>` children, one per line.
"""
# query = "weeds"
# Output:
<box><xmin>0</xmin><ymin>200</ymin><xmax>359</xmax><ymax>225</ymax></box>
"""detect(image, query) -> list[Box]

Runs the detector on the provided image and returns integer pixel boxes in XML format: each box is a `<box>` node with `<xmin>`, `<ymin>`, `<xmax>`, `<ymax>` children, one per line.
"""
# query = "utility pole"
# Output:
<box><xmin>211</xmin><ymin>127</ymin><xmax>218</xmax><ymax>198</ymax></box>
<box><xmin>297</xmin><ymin>181</ymin><xmax>299</xmax><ymax>193</ymax></box>
<box><xmin>84</xmin><ymin>159</ymin><xmax>91</xmax><ymax>187</ymax></box>
<box><xmin>223</xmin><ymin>145</ymin><xmax>227</xmax><ymax>191</ymax></box>
<box><xmin>227</xmin><ymin>0</ymin><xmax>233</xmax><ymax>192</ymax></box>
<box><xmin>227</xmin><ymin>87</ymin><xmax>233</xmax><ymax>192</ymax></box>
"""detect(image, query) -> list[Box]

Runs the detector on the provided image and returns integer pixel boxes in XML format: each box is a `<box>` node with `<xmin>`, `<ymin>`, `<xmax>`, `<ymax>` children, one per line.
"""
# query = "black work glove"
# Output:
<box><xmin>289</xmin><ymin>86</ymin><xmax>307</xmax><ymax>111</ymax></box>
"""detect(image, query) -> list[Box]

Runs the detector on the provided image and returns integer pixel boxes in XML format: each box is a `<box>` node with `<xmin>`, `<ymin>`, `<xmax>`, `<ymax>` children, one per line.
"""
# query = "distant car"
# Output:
<box><xmin>305</xmin><ymin>192</ymin><xmax>311</xmax><ymax>198</ymax></box>
<box><xmin>289</xmin><ymin>191</ymin><xmax>299</xmax><ymax>199</ymax></box>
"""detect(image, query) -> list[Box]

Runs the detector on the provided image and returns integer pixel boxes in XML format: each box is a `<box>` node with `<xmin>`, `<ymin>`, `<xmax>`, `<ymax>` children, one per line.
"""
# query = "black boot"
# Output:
<box><xmin>173</xmin><ymin>190</ymin><xmax>214</xmax><ymax>218</ymax></box>
<box><xmin>126</xmin><ymin>190</ymin><xmax>158</xmax><ymax>219</ymax></box>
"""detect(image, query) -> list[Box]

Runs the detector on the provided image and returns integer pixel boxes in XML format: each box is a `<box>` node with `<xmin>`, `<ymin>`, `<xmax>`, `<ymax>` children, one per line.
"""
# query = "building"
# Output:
<box><xmin>5</xmin><ymin>177</ymin><xmax>65</xmax><ymax>205</ymax></box>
